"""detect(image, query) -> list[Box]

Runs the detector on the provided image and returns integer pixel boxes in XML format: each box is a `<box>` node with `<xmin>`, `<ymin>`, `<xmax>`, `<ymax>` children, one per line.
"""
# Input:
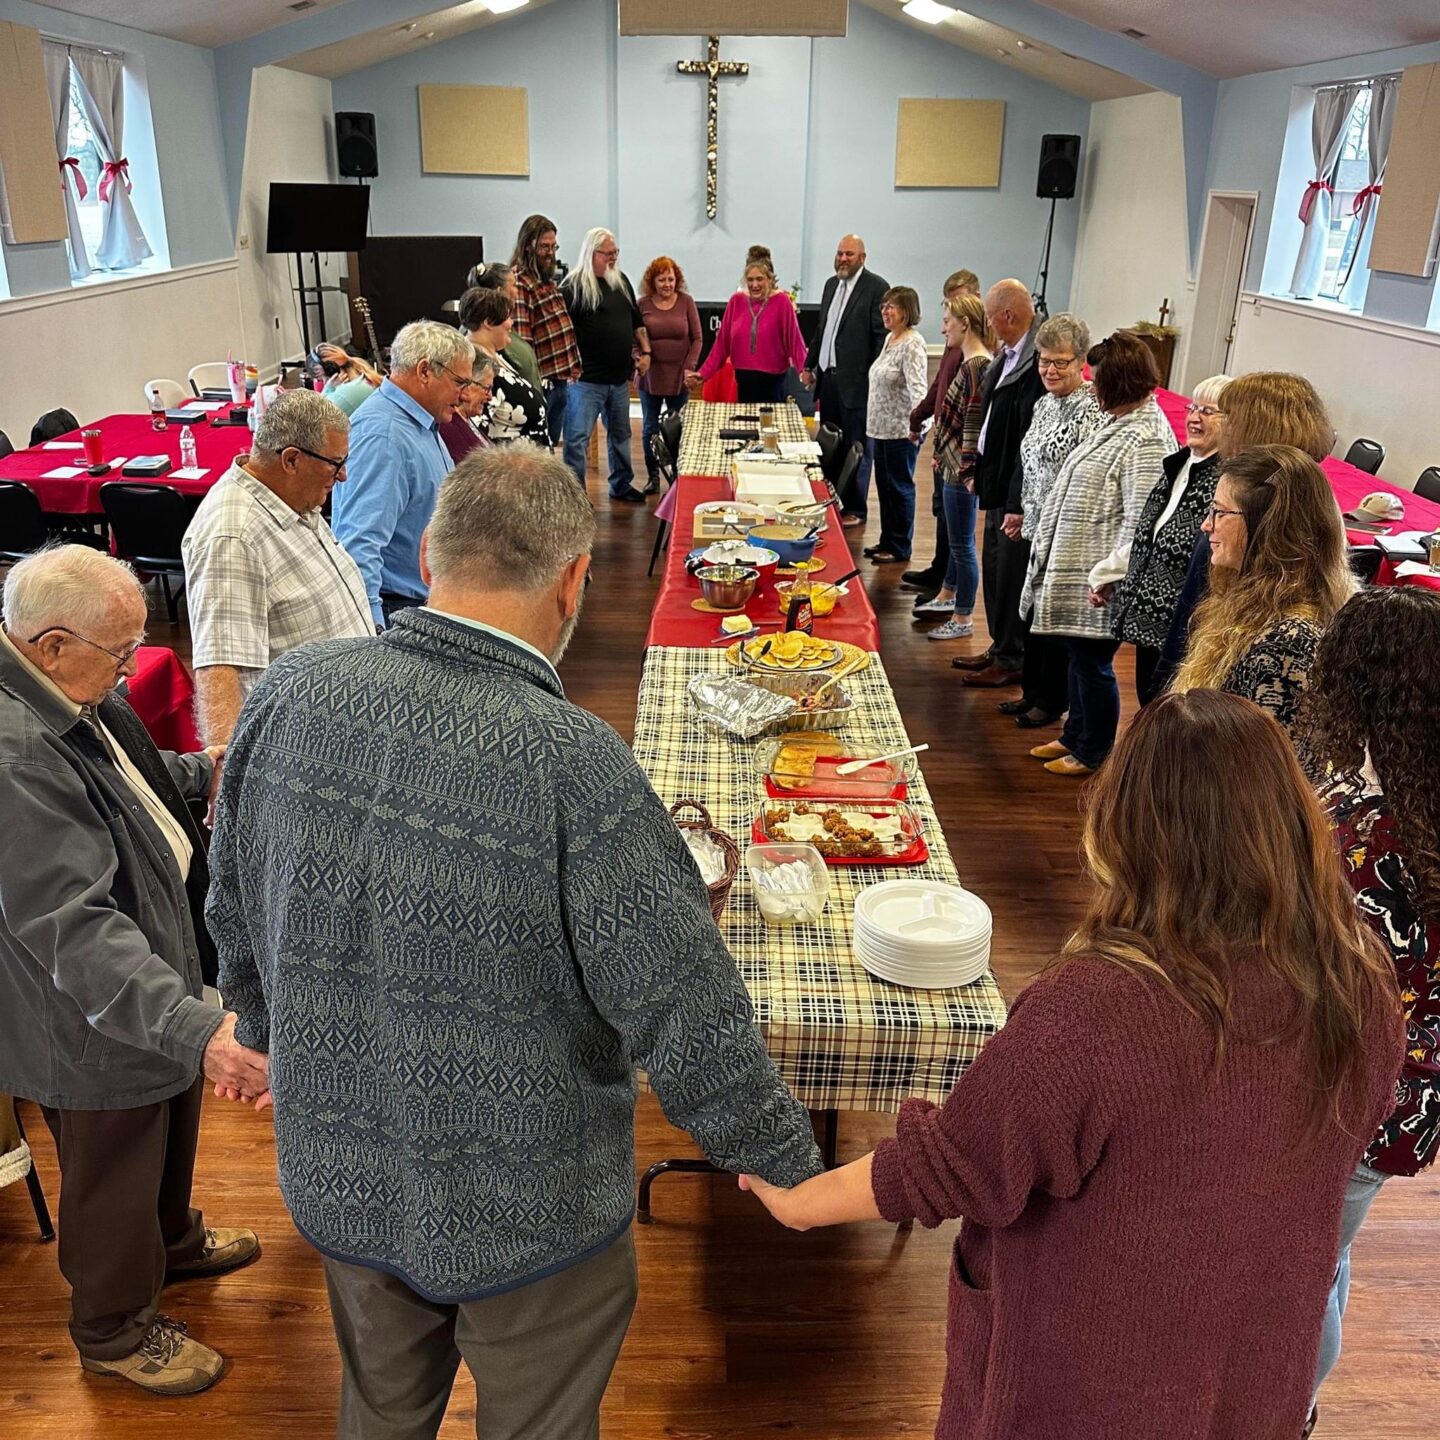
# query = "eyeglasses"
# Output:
<box><xmin>1186</xmin><ymin>403</ymin><xmax>1224</xmax><ymax>417</ymax></box>
<box><xmin>290</xmin><ymin>445</ymin><xmax>348</xmax><ymax>478</ymax></box>
<box><xmin>1037</xmin><ymin>357</ymin><xmax>1077</xmax><ymax>372</ymax></box>
<box><xmin>26</xmin><ymin>625</ymin><xmax>144</xmax><ymax>670</ymax></box>
<box><xmin>595</xmin><ymin>247</ymin><xmax>619</xmax><ymax>259</ymax></box>
<box><xmin>435</xmin><ymin>363</ymin><xmax>478</xmax><ymax>391</ymax></box>
<box><xmin>1203</xmin><ymin>504</ymin><xmax>1244</xmax><ymax>525</ymax></box>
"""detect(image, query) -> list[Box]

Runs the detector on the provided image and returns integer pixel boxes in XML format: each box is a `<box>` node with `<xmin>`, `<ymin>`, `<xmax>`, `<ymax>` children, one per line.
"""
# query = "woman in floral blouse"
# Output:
<box><xmin>1172</xmin><ymin>445</ymin><xmax>1354</xmax><ymax>739</ymax></box>
<box><xmin>864</xmin><ymin>287</ymin><xmax>929</xmax><ymax>564</ymax></box>
<box><xmin>458</xmin><ymin>286</ymin><xmax>550</xmax><ymax>447</ymax></box>
<box><xmin>1299</xmin><ymin>586</ymin><xmax>1440</xmax><ymax>1433</ymax></box>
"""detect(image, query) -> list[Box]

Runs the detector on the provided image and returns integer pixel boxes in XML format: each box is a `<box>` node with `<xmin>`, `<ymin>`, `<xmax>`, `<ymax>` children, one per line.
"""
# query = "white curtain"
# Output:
<box><xmin>1339</xmin><ymin>77</ymin><xmax>1399</xmax><ymax>307</ymax></box>
<box><xmin>43</xmin><ymin>43</ymin><xmax>91</xmax><ymax>281</ymax></box>
<box><xmin>70</xmin><ymin>49</ymin><xmax>151</xmax><ymax>271</ymax></box>
<box><xmin>1289</xmin><ymin>83</ymin><xmax>1363</xmax><ymax>300</ymax></box>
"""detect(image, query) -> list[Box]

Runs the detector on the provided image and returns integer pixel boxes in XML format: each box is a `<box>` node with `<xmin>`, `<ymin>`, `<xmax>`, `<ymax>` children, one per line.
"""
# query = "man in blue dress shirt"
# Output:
<box><xmin>332</xmin><ymin>321</ymin><xmax>476</xmax><ymax>626</ymax></box>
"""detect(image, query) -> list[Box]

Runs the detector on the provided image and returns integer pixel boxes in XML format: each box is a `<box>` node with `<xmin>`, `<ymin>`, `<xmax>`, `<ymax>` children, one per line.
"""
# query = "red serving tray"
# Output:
<box><xmin>763</xmin><ymin>754</ymin><xmax>910</xmax><ymax>801</ymax></box>
<box><xmin>752</xmin><ymin>799</ymin><xmax>928</xmax><ymax>867</ymax></box>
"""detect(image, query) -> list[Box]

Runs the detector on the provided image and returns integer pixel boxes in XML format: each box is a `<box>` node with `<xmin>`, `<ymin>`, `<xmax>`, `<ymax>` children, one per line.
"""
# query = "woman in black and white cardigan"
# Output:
<box><xmin>1020</xmin><ymin>333</ymin><xmax>1175</xmax><ymax>777</ymax></box>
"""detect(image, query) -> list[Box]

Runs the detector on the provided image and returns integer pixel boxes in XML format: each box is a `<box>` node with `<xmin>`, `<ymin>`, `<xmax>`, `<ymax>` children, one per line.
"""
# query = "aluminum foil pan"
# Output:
<box><xmin>687</xmin><ymin>673</ymin><xmax>796</xmax><ymax>739</ymax></box>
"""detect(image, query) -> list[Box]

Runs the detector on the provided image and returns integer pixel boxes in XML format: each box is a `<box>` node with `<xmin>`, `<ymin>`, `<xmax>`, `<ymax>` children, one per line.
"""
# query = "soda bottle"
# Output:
<box><xmin>148</xmin><ymin>387</ymin><xmax>168</xmax><ymax>431</ymax></box>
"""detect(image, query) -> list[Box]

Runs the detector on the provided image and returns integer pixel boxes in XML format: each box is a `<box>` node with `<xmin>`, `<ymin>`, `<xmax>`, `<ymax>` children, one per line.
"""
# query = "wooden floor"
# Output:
<box><xmin>3</xmin><ymin>458</ymin><xmax>1437</xmax><ymax>1438</ymax></box>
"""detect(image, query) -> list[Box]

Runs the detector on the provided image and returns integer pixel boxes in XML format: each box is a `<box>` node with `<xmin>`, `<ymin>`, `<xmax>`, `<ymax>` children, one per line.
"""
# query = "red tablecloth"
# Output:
<box><xmin>125</xmin><ymin>646</ymin><xmax>200</xmax><ymax>754</ymax></box>
<box><xmin>1154</xmin><ymin>387</ymin><xmax>1440</xmax><ymax>549</ymax></box>
<box><xmin>646</xmin><ymin>476</ymin><xmax>880</xmax><ymax>650</ymax></box>
<box><xmin>0</xmin><ymin>412</ymin><xmax>249</xmax><ymax>514</ymax></box>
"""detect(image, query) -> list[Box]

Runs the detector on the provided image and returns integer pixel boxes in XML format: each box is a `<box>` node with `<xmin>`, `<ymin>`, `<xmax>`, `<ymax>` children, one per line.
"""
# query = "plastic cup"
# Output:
<box><xmin>81</xmin><ymin>429</ymin><xmax>104</xmax><ymax>465</ymax></box>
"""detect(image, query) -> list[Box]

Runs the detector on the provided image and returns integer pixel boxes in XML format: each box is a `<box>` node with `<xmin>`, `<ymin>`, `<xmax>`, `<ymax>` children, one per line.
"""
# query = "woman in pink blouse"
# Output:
<box><xmin>691</xmin><ymin>245</ymin><xmax>807</xmax><ymax>404</ymax></box>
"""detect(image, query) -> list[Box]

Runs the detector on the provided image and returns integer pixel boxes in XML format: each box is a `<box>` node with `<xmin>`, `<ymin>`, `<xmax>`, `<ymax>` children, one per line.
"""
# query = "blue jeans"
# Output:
<box><xmin>941</xmin><ymin>483</ymin><xmax>979</xmax><ymax>614</ymax></box>
<box><xmin>1058</xmin><ymin>636</ymin><xmax>1121</xmax><ymax>768</ymax></box>
<box><xmin>1314</xmin><ymin>1161</ymin><xmax>1388</xmax><ymax>1399</ymax></box>
<box><xmin>564</xmin><ymin>381</ymin><xmax>634</xmax><ymax>496</ymax></box>
<box><xmin>544</xmin><ymin>378</ymin><xmax>568</xmax><ymax>447</ymax></box>
<box><xmin>639</xmin><ymin>389</ymin><xmax>686</xmax><ymax>479</ymax></box>
<box><xmin>872</xmin><ymin>437</ymin><xmax>918</xmax><ymax>559</ymax></box>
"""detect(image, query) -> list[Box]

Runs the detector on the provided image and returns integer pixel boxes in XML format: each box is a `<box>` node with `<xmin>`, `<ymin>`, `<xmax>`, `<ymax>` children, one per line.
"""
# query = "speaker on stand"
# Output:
<box><xmin>1033</xmin><ymin>133</ymin><xmax>1080</xmax><ymax>318</ymax></box>
<box><xmin>336</xmin><ymin>111</ymin><xmax>378</xmax><ymax>180</ymax></box>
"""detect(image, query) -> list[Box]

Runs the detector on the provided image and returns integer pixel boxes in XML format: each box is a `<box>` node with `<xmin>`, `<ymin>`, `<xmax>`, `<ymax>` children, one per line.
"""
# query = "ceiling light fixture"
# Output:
<box><xmin>901</xmin><ymin>0</ymin><xmax>958</xmax><ymax>24</ymax></box>
<box><xmin>484</xmin><ymin>0</ymin><xmax>530</xmax><ymax>13</ymax></box>
<box><xmin>397</xmin><ymin>22</ymin><xmax>417</xmax><ymax>32</ymax></box>
<box><xmin>995</xmin><ymin>47</ymin><xmax>1010</xmax><ymax>57</ymax></box>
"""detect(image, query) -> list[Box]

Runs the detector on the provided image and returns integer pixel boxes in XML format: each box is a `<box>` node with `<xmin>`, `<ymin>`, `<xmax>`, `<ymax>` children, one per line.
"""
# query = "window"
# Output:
<box><xmin>1316</xmin><ymin>87</ymin><xmax>1372</xmax><ymax>304</ymax></box>
<box><xmin>65</xmin><ymin>70</ymin><xmax>105</xmax><ymax>267</ymax></box>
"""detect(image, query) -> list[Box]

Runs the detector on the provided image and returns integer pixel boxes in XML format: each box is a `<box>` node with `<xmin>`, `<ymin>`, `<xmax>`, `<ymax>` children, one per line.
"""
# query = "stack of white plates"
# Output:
<box><xmin>853</xmin><ymin>880</ymin><xmax>991</xmax><ymax>989</ymax></box>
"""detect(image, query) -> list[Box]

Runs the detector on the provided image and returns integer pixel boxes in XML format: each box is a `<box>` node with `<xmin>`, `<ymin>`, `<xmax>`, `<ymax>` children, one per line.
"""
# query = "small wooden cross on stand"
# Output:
<box><xmin>677</xmin><ymin>36</ymin><xmax>749</xmax><ymax>221</ymax></box>
<box><xmin>1157</xmin><ymin>298</ymin><xmax>1172</xmax><ymax>326</ymax></box>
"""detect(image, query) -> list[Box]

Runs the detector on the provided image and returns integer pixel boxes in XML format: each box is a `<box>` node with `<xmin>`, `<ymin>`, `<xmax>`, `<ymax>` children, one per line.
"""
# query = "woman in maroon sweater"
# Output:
<box><xmin>636</xmin><ymin>255</ymin><xmax>701</xmax><ymax>493</ymax></box>
<box><xmin>743</xmin><ymin>689</ymin><xmax>1403</xmax><ymax>1440</ymax></box>
<box><xmin>1300</xmin><ymin>587</ymin><xmax>1440</xmax><ymax>1431</ymax></box>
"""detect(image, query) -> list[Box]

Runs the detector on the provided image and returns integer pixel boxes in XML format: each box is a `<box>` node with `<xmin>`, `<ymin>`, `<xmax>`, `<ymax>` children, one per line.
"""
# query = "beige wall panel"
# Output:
<box><xmin>0</xmin><ymin>22</ymin><xmax>68</xmax><ymax>244</ymax></box>
<box><xmin>418</xmin><ymin>85</ymin><xmax>529</xmax><ymax>177</ymax></box>
<box><xmin>895</xmin><ymin>98</ymin><xmax>1004</xmax><ymax>189</ymax></box>
<box><xmin>1369</xmin><ymin>63</ymin><xmax>1440</xmax><ymax>278</ymax></box>
<box><xmin>618</xmin><ymin>1</ymin><xmax>848</xmax><ymax>37</ymax></box>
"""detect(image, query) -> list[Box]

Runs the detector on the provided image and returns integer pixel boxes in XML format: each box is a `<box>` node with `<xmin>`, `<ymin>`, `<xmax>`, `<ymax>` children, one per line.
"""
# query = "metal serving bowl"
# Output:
<box><xmin>697</xmin><ymin>563</ymin><xmax>759</xmax><ymax>611</ymax></box>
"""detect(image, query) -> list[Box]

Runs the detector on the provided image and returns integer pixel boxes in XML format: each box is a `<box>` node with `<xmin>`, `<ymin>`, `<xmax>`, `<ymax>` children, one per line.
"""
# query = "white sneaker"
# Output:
<box><xmin>912</xmin><ymin>597</ymin><xmax>953</xmax><ymax>617</ymax></box>
<box><xmin>928</xmin><ymin>618</ymin><xmax>975</xmax><ymax>641</ymax></box>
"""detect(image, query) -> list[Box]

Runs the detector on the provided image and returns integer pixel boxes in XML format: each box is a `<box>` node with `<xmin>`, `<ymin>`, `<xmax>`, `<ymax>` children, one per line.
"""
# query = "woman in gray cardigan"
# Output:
<box><xmin>1020</xmin><ymin>333</ymin><xmax>1175</xmax><ymax>776</ymax></box>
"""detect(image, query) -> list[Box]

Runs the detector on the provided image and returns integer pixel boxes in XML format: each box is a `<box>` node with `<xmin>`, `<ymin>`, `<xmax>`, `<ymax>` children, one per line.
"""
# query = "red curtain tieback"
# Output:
<box><xmin>1352</xmin><ymin>182</ymin><xmax>1382</xmax><ymax>217</ymax></box>
<box><xmin>99</xmin><ymin>158</ymin><xmax>131</xmax><ymax>202</ymax></box>
<box><xmin>59</xmin><ymin>156</ymin><xmax>88</xmax><ymax>200</ymax></box>
<box><xmin>1298</xmin><ymin>179</ymin><xmax>1332</xmax><ymax>224</ymax></box>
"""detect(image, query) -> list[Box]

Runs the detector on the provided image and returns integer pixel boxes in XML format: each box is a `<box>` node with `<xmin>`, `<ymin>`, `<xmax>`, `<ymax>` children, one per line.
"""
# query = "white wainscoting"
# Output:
<box><xmin>1229</xmin><ymin>292</ymin><xmax>1440</xmax><ymax>490</ymax></box>
<box><xmin>0</xmin><ymin>260</ymin><xmax>246</xmax><ymax>446</ymax></box>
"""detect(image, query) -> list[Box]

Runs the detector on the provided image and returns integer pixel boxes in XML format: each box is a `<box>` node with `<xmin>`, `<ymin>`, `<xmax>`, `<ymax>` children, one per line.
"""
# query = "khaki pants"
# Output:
<box><xmin>41</xmin><ymin>1078</ymin><xmax>207</xmax><ymax>1359</ymax></box>
<box><xmin>321</xmin><ymin>1229</ymin><xmax>638</xmax><ymax>1439</ymax></box>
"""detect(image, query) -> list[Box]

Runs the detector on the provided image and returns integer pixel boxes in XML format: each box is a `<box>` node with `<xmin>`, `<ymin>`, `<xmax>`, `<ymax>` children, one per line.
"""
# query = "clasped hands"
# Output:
<box><xmin>204</xmin><ymin>1012</ymin><xmax>272</xmax><ymax>1112</ymax></box>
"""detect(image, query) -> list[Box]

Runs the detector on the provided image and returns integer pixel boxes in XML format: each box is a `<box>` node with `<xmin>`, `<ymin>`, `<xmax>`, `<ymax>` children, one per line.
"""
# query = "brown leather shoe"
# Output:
<box><xmin>167</xmin><ymin>1227</ymin><xmax>260</xmax><ymax>1281</ymax></box>
<box><xmin>951</xmin><ymin>650</ymin><xmax>994</xmax><ymax>672</ymax></box>
<box><xmin>840</xmin><ymin>513</ymin><xmax>866</xmax><ymax>528</ymax></box>
<box><xmin>962</xmin><ymin>666</ymin><xmax>1022</xmax><ymax>688</ymax></box>
<box><xmin>80</xmin><ymin>1315</ymin><xmax>223</xmax><ymax>1396</ymax></box>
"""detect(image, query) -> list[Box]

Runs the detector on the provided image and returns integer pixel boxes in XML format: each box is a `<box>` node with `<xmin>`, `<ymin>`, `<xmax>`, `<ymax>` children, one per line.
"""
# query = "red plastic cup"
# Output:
<box><xmin>82</xmin><ymin>428</ymin><xmax>104</xmax><ymax>465</ymax></box>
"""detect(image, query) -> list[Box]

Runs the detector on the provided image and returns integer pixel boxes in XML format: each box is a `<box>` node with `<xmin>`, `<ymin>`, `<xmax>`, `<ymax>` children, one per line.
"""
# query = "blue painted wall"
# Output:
<box><xmin>328</xmin><ymin>0</ymin><xmax>1091</xmax><ymax>315</ymax></box>
<box><xmin>0</xmin><ymin>0</ymin><xmax>231</xmax><ymax>293</ymax></box>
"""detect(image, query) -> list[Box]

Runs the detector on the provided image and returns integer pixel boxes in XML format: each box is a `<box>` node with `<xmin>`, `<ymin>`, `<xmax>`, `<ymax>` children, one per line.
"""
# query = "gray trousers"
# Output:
<box><xmin>321</xmin><ymin>1230</ymin><xmax>638</xmax><ymax>1440</ymax></box>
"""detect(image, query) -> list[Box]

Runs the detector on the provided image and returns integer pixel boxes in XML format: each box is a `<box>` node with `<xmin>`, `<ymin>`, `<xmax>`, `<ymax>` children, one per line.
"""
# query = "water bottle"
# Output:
<box><xmin>148</xmin><ymin>387</ymin><xmax>168</xmax><ymax>431</ymax></box>
<box><xmin>179</xmin><ymin>426</ymin><xmax>197</xmax><ymax>470</ymax></box>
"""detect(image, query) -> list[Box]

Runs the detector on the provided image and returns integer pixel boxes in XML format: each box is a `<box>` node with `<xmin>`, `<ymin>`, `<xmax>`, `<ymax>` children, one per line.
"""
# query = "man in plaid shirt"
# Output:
<box><xmin>509</xmin><ymin>213</ymin><xmax>580</xmax><ymax>447</ymax></box>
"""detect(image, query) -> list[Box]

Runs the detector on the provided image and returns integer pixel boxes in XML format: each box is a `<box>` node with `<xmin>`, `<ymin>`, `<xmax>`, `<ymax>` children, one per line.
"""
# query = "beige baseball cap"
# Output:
<box><xmin>1345</xmin><ymin>491</ymin><xmax>1405</xmax><ymax>525</ymax></box>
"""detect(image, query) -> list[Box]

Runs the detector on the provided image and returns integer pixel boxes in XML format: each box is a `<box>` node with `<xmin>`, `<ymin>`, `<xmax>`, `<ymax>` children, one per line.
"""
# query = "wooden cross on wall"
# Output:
<box><xmin>676</xmin><ymin>36</ymin><xmax>749</xmax><ymax>221</ymax></box>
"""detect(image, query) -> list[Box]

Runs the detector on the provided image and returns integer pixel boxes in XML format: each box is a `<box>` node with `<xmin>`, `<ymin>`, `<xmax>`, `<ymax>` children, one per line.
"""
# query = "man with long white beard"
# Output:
<box><xmin>559</xmin><ymin>226</ymin><xmax>652</xmax><ymax>502</ymax></box>
<box><xmin>207</xmin><ymin>443</ymin><xmax>820</xmax><ymax>1437</ymax></box>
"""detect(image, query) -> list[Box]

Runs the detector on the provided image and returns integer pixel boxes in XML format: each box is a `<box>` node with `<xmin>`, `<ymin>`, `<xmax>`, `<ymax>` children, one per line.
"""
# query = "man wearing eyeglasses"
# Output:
<box><xmin>331</xmin><ymin>319</ymin><xmax>475</xmax><ymax>626</ymax></box>
<box><xmin>0</xmin><ymin>545</ymin><xmax>270</xmax><ymax>1396</ymax></box>
<box><xmin>183</xmin><ymin>390</ymin><xmax>375</xmax><ymax>746</ymax></box>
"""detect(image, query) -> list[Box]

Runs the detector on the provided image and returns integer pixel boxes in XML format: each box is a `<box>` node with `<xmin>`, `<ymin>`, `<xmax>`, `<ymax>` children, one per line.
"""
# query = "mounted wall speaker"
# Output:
<box><xmin>1036</xmin><ymin>133</ymin><xmax>1080</xmax><ymax>200</ymax></box>
<box><xmin>336</xmin><ymin>111</ymin><xmax>378</xmax><ymax>179</ymax></box>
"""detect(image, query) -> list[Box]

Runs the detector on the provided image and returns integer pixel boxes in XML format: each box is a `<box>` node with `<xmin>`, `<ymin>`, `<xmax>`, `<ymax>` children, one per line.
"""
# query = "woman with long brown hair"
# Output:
<box><xmin>1300</xmin><ymin>587</ymin><xmax>1440</xmax><ymax>1431</ymax></box>
<box><xmin>739</xmin><ymin>689</ymin><xmax>1402</xmax><ymax>1439</ymax></box>
<box><xmin>1155</xmin><ymin>372</ymin><xmax>1336</xmax><ymax>688</ymax></box>
<box><xmin>1173</xmin><ymin>444</ymin><xmax>1353</xmax><ymax>733</ymax></box>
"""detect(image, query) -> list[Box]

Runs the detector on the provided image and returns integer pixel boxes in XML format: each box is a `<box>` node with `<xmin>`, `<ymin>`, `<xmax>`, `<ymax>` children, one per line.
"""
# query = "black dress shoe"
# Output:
<box><xmin>901</xmin><ymin>568</ymin><xmax>941</xmax><ymax>588</ymax></box>
<box><xmin>612</xmin><ymin>488</ymin><xmax>647</xmax><ymax>504</ymax></box>
<box><xmin>1016</xmin><ymin>708</ymin><xmax>1064</xmax><ymax>729</ymax></box>
<box><xmin>863</xmin><ymin>545</ymin><xmax>882</xmax><ymax>557</ymax></box>
<box><xmin>996</xmin><ymin>697</ymin><xmax>1030</xmax><ymax>715</ymax></box>
<box><xmin>642</xmin><ymin>476</ymin><xmax>660</xmax><ymax>495</ymax></box>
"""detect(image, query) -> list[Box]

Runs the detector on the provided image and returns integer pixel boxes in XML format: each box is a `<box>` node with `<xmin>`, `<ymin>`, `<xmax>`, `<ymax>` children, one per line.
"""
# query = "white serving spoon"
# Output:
<box><xmin>835</xmin><ymin>743</ymin><xmax>929</xmax><ymax>776</ymax></box>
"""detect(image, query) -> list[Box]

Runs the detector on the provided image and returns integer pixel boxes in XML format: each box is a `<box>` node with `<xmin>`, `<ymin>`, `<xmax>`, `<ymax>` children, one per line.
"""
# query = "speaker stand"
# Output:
<box><xmin>1033</xmin><ymin>196</ymin><xmax>1058</xmax><ymax>320</ymax></box>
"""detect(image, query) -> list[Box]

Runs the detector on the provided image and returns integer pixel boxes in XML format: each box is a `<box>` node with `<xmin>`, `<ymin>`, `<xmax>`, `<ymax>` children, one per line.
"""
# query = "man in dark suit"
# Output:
<box><xmin>801</xmin><ymin>235</ymin><xmax>888</xmax><ymax>527</ymax></box>
<box><xmin>953</xmin><ymin>279</ymin><xmax>1045</xmax><ymax>687</ymax></box>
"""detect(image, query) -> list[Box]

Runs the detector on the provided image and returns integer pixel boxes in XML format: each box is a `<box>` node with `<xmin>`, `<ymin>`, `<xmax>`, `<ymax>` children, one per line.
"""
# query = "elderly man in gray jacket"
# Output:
<box><xmin>0</xmin><ymin>546</ymin><xmax>268</xmax><ymax>1397</ymax></box>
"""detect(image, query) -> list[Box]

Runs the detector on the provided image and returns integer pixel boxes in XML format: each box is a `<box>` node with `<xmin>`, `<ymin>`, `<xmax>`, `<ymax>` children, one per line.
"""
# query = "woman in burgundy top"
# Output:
<box><xmin>636</xmin><ymin>256</ymin><xmax>702</xmax><ymax>493</ymax></box>
<box><xmin>743</xmin><ymin>690</ymin><xmax>1403</xmax><ymax>1440</ymax></box>
<box><xmin>1300</xmin><ymin>587</ymin><xmax>1440</xmax><ymax>1426</ymax></box>
<box><xmin>692</xmin><ymin>245</ymin><xmax>807</xmax><ymax>404</ymax></box>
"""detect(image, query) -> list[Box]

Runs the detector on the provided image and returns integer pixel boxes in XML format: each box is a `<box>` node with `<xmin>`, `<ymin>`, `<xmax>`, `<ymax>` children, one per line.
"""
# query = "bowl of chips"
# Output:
<box><xmin>738</xmin><ymin>632</ymin><xmax>842</xmax><ymax>693</ymax></box>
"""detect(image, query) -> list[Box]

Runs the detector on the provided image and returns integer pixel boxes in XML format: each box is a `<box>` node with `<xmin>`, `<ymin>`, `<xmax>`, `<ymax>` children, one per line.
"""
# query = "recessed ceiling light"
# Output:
<box><xmin>995</xmin><ymin>47</ymin><xmax>1010</xmax><ymax>57</ymax></box>
<box><xmin>397</xmin><ymin>22</ymin><xmax>417</xmax><ymax>32</ymax></box>
<box><xmin>1014</xmin><ymin>39</ymin><xmax>1032</xmax><ymax>50</ymax></box>
<box><xmin>484</xmin><ymin>0</ymin><xmax>530</xmax><ymax>13</ymax></box>
<box><xmin>422</xmin><ymin>31</ymin><xmax>436</xmax><ymax>39</ymax></box>
<box><xmin>1120</xmin><ymin>27</ymin><xmax>1149</xmax><ymax>40</ymax></box>
<box><xmin>902</xmin><ymin>0</ymin><xmax>957</xmax><ymax>24</ymax></box>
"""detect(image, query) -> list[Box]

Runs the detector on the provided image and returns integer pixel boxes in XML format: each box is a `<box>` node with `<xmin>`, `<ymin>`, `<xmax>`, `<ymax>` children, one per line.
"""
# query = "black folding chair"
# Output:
<box><xmin>5</xmin><ymin>1099</ymin><xmax>54</xmax><ymax>1243</ymax></box>
<box><xmin>658</xmin><ymin>410</ymin><xmax>684</xmax><ymax>475</ymax></box>
<box><xmin>0</xmin><ymin>429</ymin><xmax>14</xmax><ymax>460</ymax></box>
<box><xmin>100</xmin><ymin>483</ymin><xmax>190</xmax><ymax>623</ymax></box>
<box><xmin>0</xmin><ymin>482</ymin><xmax>50</xmax><ymax>563</ymax></box>
<box><xmin>1343</xmin><ymin>438</ymin><xmax>1385</xmax><ymax>476</ymax></box>
<box><xmin>29</xmin><ymin>408</ymin><xmax>79</xmax><ymax>446</ymax></box>
<box><xmin>832</xmin><ymin>442</ymin><xmax>863</xmax><ymax>513</ymax></box>
<box><xmin>1414</xmin><ymin>467</ymin><xmax>1440</xmax><ymax>504</ymax></box>
<box><xmin>647</xmin><ymin>434</ymin><xmax>675</xmax><ymax>578</ymax></box>
<box><xmin>816</xmin><ymin>422</ymin><xmax>845</xmax><ymax>485</ymax></box>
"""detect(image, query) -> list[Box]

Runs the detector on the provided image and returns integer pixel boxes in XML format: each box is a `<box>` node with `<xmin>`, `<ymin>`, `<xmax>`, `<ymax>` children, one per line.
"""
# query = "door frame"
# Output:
<box><xmin>1180</xmin><ymin>189</ymin><xmax>1260</xmax><ymax>393</ymax></box>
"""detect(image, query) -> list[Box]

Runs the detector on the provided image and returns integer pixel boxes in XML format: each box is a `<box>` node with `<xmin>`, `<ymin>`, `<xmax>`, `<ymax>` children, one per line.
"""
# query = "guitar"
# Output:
<box><xmin>354</xmin><ymin>295</ymin><xmax>386</xmax><ymax>372</ymax></box>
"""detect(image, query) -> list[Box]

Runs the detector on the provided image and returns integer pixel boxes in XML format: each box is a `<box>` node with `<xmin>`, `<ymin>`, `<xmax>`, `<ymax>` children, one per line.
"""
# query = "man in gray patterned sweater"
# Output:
<box><xmin>207</xmin><ymin>444</ymin><xmax>821</xmax><ymax>1437</ymax></box>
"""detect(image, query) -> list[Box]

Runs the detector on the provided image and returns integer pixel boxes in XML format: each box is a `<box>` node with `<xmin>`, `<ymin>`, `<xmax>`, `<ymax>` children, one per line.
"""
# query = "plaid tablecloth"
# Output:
<box><xmin>676</xmin><ymin>399</ymin><xmax>814</xmax><ymax>479</ymax></box>
<box><xmin>634</xmin><ymin>646</ymin><xmax>1008</xmax><ymax>1113</ymax></box>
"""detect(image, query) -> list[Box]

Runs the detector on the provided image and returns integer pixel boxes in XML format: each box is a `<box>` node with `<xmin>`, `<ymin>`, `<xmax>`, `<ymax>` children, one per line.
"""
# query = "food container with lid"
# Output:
<box><xmin>744</xmin><ymin>842</ymin><xmax>829</xmax><ymax>925</ymax></box>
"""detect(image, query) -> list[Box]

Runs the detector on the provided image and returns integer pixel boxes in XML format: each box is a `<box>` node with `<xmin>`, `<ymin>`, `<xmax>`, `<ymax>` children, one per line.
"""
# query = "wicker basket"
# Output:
<box><xmin>670</xmin><ymin>798</ymin><xmax>740</xmax><ymax>922</ymax></box>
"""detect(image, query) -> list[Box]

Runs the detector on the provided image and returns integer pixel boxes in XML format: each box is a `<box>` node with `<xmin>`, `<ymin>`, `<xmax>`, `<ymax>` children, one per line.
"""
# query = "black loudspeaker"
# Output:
<box><xmin>1036</xmin><ymin>134</ymin><xmax>1080</xmax><ymax>200</ymax></box>
<box><xmin>336</xmin><ymin>112</ymin><xmax>378</xmax><ymax>179</ymax></box>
